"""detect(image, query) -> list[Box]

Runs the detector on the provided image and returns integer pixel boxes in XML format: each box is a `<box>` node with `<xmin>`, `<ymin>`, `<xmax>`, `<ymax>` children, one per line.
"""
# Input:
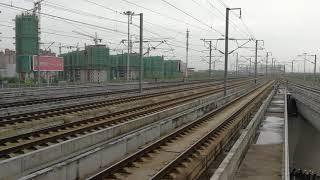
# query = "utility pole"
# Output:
<box><xmin>298</xmin><ymin>53</ymin><xmax>316</xmax><ymax>83</ymax></box>
<box><xmin>209</xmin><ymin>41</ymin><xmax>212</xmax><ymax>78</ymax></box>
<box><xmin>200</xmin><ymin>39</ymin><xmax>213</xmax><ymax>78</ymax></box>
<box><xmin>59</xmin><ymin>43</ymin><xmax>62</xmax><ymax>55</ymax></box>
<box><xmin>314</xmin><ymin>55</ymin><xmax>317</xmax><ymax>83</ymax></box>
<box><xmin>185</xmin><ymin>29</ymin><xmax>189</xmax><ymax>81</ymax></box>
<box><xmin>249</xmin><ymin>58</ymin><xmax>252</xmax><ymax>75</ymax></box>
<box><xmin>307</xmin><ymin>54</ymin><xmax>317</xmax><ymax>84</ymax></box>
<box><xmin>304</xmin><ymin>53</ymin><xmax>307</xmax><ymax>81</ymax></box>
<box><xmin>235</xmin><ymin>52</ymin><xmax>239</xmax><ymax>75</ymax></box>
<box><xmin>224</xmin><ymin>8</ymin><xmax>229</xmax><ymax>96</ymax></box>
<box><xmin>224</xmin><ymin>7</ymin><xmax>241</xmax><ymax>96</ymax></box>
<box><xmin>271</xmin><ymin>58</ymin><xmax>275</xmax><ymax>75</ymax></box>
<box><xmin>33</xmin><ymin>0</ymin><xmax>44</xmax><ymax>86</ymax></box>
<box><xmin>254</xmin><ymin>40</ymin><xmax>264</xmax><ymax>84</ymax></box>
<box><xmin>266</xmin><ymin>52</ymin><xmax>272</xmax><ymax>77</ymax></box>
<box><xmin>139</xmin><ymin>13</ymin><xmax>143</xmax><ymax>93</ymax></box>
<box><xmin>124</xmin><ymin>11</ymin><xmax>134</xmax><ymax>81</ymax></box>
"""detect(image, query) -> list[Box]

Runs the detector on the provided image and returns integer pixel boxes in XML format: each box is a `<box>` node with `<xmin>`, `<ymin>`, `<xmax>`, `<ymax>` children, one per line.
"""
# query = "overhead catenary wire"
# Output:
<box><xmin>81</xmin><ymin>0</ymin><xmax>121</xmax><ymax>14</ymax></box>
<box><xmin>192</xmin><ymin>0</ymin><xmax>248</xmax><ymax>39</ymax></box>
<box><xmin>215</xmin><ymin>0</ymin><xmax>255</xmax><ymax>39</ymax></box>
<box><xmin>160</xmin><ymin>0</ymin><xmax>224</xmax><ymax>36</ymax></box>
<box><xmin>83</xmin><ymin>0</ymin><xmax>221</xmax><ymax>56</ymax></box>
<box><xmin>0</xmin><ymin>3</ymin><xmax>132</xmax><ymax>52</ymax></box>
<box><xmin>53</xmin><ymin>1</ymin><xmax>223</xmax><ymax>54</ymax></box>
<box><xmin>43</xmin><ymin>1</ymin><xmax>191</xmax><ymax>53</ymax></box>
<box><xmin>205</xmin><ymin>0</ymin><xmax>251</xmax><ymax>39</ymax></box>
<box><xmin>42</xmin><ymin>2</ymin><xmax>128</xmax><ymax>25</ymax></box>
<box><xmin>0</xmin><ymin>2</ymin><xmax>127</xmax><ymax>35</ymax></box>
<box><xmin>119</xmin><ymin>0</ymin><xmax>216</xmax><ymax>33</ymax></box>
<box><xmin>0</xmin><ymin>0</ymin><xmax>259</xmax><ymax>67</ymax></box>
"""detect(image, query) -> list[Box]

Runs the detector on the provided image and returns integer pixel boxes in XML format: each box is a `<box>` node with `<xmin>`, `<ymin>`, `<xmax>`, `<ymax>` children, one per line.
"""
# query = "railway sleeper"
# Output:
<box><xmin>151</xmin><ymin>84</ymin><xmax>272</xmax><ymax>180</ymax></box>
<box><xmin>1</xmin><ymin>82</ymin><xmax>262</xmax><ymax>179</ymax></box>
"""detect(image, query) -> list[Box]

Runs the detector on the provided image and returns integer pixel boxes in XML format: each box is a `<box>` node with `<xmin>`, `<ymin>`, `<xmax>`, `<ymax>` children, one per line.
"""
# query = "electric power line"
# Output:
<box><xmin>160</xmin><ymin>0</ymin><xmax>223</xmax><ymax>36</ymax></box>
<box><xmin>0</xmin><ymin>2</ymin><xmax>127</xmax><ymax>35</ymax></box>
<box><xmin>120</xmin><ymin>0</ymin><xmax>220</xmax><ymax>34</ymax></box>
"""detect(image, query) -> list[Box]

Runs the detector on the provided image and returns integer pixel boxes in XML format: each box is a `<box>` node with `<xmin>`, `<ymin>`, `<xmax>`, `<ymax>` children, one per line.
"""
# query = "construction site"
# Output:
<box><xmin>1</xmin><ymin>0</ymin><xmax>320</xmax><ymax>180</ymax></box>
<box><xmin>12</xmin><ymin>11</ymin><xmax>186</xmax><ymax>83</ymax></box>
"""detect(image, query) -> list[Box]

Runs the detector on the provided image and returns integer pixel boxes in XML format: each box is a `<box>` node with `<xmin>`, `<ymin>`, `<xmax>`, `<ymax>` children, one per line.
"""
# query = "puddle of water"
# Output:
<box><xmin>256</xmin><ymin>116</ymin><xmax>284</xmax><ymax>144</ymax></box>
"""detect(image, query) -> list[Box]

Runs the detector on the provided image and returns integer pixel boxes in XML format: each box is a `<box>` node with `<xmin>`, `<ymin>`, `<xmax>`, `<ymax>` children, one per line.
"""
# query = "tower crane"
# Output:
<box><xmin>72</xmin><ymin>31</ymin><xmax>102</xmax><ymax>45</ymax></box>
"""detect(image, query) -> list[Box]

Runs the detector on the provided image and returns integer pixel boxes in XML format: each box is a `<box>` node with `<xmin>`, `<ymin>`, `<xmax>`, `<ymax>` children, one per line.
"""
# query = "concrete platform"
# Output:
<box><xmin>211</xmin><ymin>85</ymin><xmax>289</xmax><ymax>180</ymax></box>
<box><xmin>236</xmin><ymin>144</ymin><xmax>283</xmax><ymax>180</ymax></box>
<box><xmin>235</xmin><ymin>88</ymin><xmax>286</xmax><ymax>180</ymax></box>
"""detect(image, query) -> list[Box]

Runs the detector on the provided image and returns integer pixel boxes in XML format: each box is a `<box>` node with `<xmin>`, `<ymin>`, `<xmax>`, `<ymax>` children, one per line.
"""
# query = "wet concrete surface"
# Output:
<box><xmin>236</xmin><ymin>144</ymin><xmax>283</xmax><ymax>180</ymax></box>
<box><xmin>289</xmin><ymin>114</ymin><xmax>320</xmax><ymax>173</ymax></box>
<box><xmin>256</xmin><ymin>116</ymin><xmax>284</xmax><ymax>145</ymax></box>
<box><xmin>236</xmin><ymin>90</ymin><xmax>285</xmax><ymax>180</ymax></box>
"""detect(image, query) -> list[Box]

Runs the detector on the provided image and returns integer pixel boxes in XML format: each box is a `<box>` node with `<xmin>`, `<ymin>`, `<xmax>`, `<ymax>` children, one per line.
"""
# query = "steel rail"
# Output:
<box><xmin>151</xmin><ymin>84</ymin><xmax>271</xmax><ymax>179</ymax></box>
<box><xmin>0</xmin><ymin>79</ymin><xmax>251</xmax><ymax>126</ymax></box>
<box><xmin>0</xmin><ymin>81</ymin><xmax>251</xmax><ymax>159</ymax></box>
<box><xmin>0</xmin><ymin>78</ymin><xmax>247</xmax><ymax>109</ymax></box>
<box><xmin>86</xmin><ymin>81</ymin><xmax>273</xmax><ymax>180</ymax></box>
<box><xmin>290</xmin><ymin>82</ymin><xmax>320</xmax><ymax>94</ymax></box>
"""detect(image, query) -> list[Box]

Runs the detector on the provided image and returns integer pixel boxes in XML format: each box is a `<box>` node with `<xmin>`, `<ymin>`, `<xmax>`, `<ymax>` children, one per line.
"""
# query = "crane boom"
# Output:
<box><xmin>72</xmin><ymin>30</ymin><xmax>102</xmax><ymax>45</ymax></box>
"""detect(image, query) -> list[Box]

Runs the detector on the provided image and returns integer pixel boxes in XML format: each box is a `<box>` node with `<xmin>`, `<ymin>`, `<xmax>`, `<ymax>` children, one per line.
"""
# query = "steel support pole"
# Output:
<box><xmin>266</xmin><ymin>53</ymin><xmax>269</xmax><ymax>76</ymax></box>
<box><xmin>185</xmin><ymin>29</ymin><xmax>189</xmax><ymax>81</ymax></box>
<box><xmin>254</xmin><ymin>40</ymin><xmax>258</xmax><ymax>84</ymax></box>
<box><xmin>37</xmin><ymin>55</ymin><xmax>40</xmax><ymax>86</ymax></box>
<box><xmin>249</xmin><ymin>58</ymin><xmax>251</xmax><ymax>76</ymax></box>
<box><xmin>236</xmin><ymin>52</ymin><xmax>239</xmax><ymax>75</ymax></box>
<box><xmin>314</xmin><ymin>55</ymin><xmax>317</xmax><ymax>84</ymax></box>
<box><xmin>304</xmin><ymin>54</ymin><xmax>306</xmax><ymax>81</ymax></box>
<box><xmin>126</xmin><ymin>12</ymin><xmax>131</xmax><ymax>81</ymax></box>
<box><xmin>272</xmin><ymin>58</ymin><xmax>274</xmax><ymax>75</ymax></box>
<box><xmin>139</xmin><ymin>13</ymin><xmax>143</xmax><ymax>93</ymax></box>
<box><xmin>224</xmin><ymin>8</ymin><xmax>230</xmax><ymax>96</ymax></box>
<box><xmin>209</xmin><ymin>41</ymin><xmax>212</xmax><ymax>78</ymax></box>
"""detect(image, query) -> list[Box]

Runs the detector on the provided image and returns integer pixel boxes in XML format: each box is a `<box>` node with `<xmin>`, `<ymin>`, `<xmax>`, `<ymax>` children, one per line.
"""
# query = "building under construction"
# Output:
<box><xmin>61</xmin><ymin>47</ymin><xmax>186</xmax><ymax>82</ymax></box>
<box><xmin>14</xmin><ymin>12</ymin><xmax>186</xmax><ymax>83</ymax></box>
<box><xmin>15</xmin><ymin>13</ymin><xmax>39</xmax><ymax>80</ymax></box>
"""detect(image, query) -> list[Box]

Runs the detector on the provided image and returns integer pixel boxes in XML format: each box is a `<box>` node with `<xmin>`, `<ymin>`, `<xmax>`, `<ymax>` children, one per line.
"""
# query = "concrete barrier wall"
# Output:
<box><xmin>18</xmin><ymin>86</ymin><xmax>256</xmax><ymax>180</ymax></box>
<box><xmin>295</xmin><ymin>98</ymin><xmax>320</xmax><ymax>131</ymax></box>
<box><xmin>290</xmin><ymin>84</ymin><xmax>320</xmax><ymax>131</ymax></box>
<box><xmin>289</xmin><ymin>85</ymin><xmax>320</xmax><ymax>130</ymax></box>
<box><xmin>0</xmin><ymin>85</ymin><xmax>253</xmax><ymax>180</ymax></box>
<box><xmin>284</xmin><ymin>89</ymin><xmax>290</xmax><ymax>180</ymax></box>
<box><xmin>210</xmin><ymin>89</ymin><xmax>275</xmax><ymax>180</ymax></box>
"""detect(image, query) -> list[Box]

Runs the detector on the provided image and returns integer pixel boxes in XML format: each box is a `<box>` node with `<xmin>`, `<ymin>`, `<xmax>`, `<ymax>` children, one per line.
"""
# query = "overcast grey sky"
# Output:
<box><xmin>0</xmin><ymin>0</ymin><xmax>319</xmax><ymax>72</ymax></box>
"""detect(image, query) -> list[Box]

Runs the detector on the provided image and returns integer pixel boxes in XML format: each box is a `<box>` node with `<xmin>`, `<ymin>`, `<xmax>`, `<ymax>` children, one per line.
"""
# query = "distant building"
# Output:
<box><xmin>0</xmin><ymin>49</ymin><xmax>16</xmax><ymax>78</ymax></box>
<box><xmin>40</xmin><ymin>49</ymin><xmax>56</xmax><ymax>56</ymax></box>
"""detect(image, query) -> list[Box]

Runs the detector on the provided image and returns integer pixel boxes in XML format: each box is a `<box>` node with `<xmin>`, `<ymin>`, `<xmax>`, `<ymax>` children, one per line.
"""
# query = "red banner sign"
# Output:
<box><xmin>33</xmin><ymin>56</ymin><xmax>64</xmax><ymax>71</ymax></box>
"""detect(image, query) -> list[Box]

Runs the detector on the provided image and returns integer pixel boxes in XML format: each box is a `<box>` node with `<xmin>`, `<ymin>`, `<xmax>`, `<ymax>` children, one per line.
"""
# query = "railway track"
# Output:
<box><xmin>0</xmin><ymin>78</ymin><xmax>245</xmax><ymax>109</ymax></box>
<box><xmin>0</xmin><ymin>80</ymin><xmax>253</xmax><ymax>159</ymax></box>
<box><xmin>0</xmin><ymin>79</ymin><xmax>252</xmax><ymax>127</ymax></box>
<box><xmin>289</xmin><ymin>82</ymin><xmax>320</xmax><ymax>94</ymax></box>
<box><xmin>87</xmin><ymin>81</ymin><xmax>273</xmax><ymax>180</ymax></box>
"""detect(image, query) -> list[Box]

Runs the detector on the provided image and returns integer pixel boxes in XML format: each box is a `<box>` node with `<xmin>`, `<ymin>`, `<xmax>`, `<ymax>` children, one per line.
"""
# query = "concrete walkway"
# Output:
<box><xmin>236</xmin><ymin>88</ymin><xmax>285</xmax><ymax>180</ymax></box>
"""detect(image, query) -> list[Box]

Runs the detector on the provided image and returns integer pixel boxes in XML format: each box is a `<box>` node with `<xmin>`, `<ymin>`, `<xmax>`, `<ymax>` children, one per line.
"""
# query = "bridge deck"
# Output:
<box><xmin>236</xmin><ymin>88</ymin><xmax>285</xmax><ymax>180</ymax></box>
